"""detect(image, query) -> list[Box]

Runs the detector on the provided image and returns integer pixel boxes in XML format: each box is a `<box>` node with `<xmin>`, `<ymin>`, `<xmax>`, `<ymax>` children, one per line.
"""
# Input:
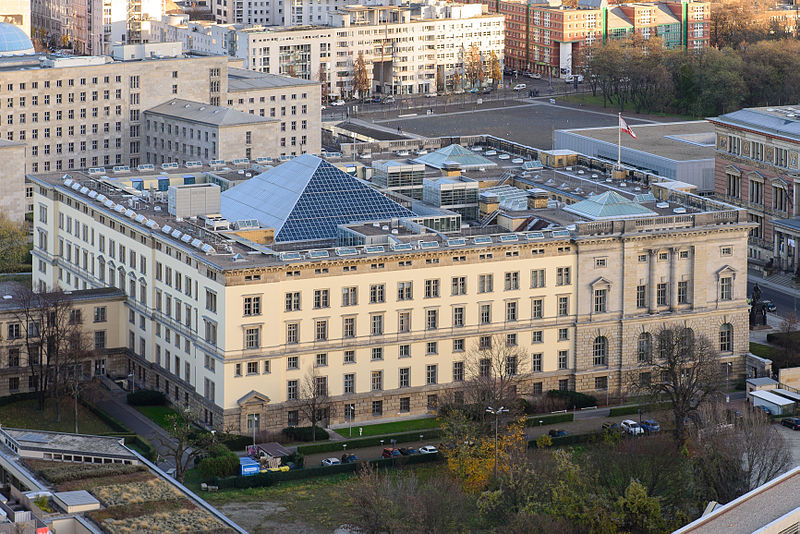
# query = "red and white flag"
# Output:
<box><xmin>619</xmin><ymin>114</ymin><xmax>637</xmax><ymax>139</ymax></box>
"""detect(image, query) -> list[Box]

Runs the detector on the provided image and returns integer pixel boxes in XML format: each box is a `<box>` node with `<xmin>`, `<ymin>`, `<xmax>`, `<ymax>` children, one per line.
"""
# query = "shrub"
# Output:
<box><xmin>198</xmin><ymin>452</ymin><xmax>240</xmax><ymax>480</ymax></box>
<box><xmin>546</xmin><ymin>390</ymin><xmax>597</xmax><ymax>409</ymax></box>
<box><xmin>282</xmin><ymin>425</ymin><xmax>329</xmax><ymax>442</ymax></box>
<box><xmin>126</xmin><ymin>390</ymin><xmax>167</xmax><ymax>406</ymax></box>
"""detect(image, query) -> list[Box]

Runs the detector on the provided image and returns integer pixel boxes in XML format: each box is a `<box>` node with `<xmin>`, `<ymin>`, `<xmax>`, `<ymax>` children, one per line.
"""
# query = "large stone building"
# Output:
<box><xmin>0</xmin><ymin>41</ymin><xmax>320</xmax><ymax>217</ymax></box>
<box><xmin>709</xmin><ymin>107</ymin><xmax>800</xmax><ymax>271</ymax></box>
<box><xmin>463</xmin><ymin>0</ymin><xmax>709</xmax><ymax>77</ymax></box>
<box><xmin>154</xmin><ymin>0</ymin><xmax>505</xmax><ymax>97</ymax></box>
<box><xmin>28</xmin><ymin>142</ymin><xmax>750</xmax><ymax>434</ymax></box>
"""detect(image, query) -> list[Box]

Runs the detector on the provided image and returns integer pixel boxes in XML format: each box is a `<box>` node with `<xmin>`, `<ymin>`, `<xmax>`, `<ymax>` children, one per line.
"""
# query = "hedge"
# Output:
<box><xmin>282</xmin><ymin>426</ymin><xmax>329</xmax><ymax>442</ymax></box>
<box><xmin>546</xmin><ymin>390</ymin><xmax>597</xmax><ymax>409</ymax></box>
<box><xmin>126</xmin><ymin>389</ymin><xmax>167</xmax><ymax>406</ymax></box>
<box><xmin>297</xmin><ymin>428</ymin><xmax>443</xmax><ymax>455</ymax></box>
<box><xmin>210</xmin><ymin>451</ymin><xmax>442</xmax><ymax>488</ymax></box>
<box><xmin>525</xmin><ymin>413</ymin><xmax>574</xmax><ymax>426</ymax></box>
<box><xmin>608</xmin><ymin>401</ymin><xmax>671</xmax><ymax>417</ymax></box>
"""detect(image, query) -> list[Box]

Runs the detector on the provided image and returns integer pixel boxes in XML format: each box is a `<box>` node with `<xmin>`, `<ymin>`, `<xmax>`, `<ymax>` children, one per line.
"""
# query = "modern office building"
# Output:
<box><xmin>709</xmin><ymin>107</ymin><xmax>800</xmax><ymax>271</ymax></box>
<box><xmin>463</xmin><ymin>0</ymin><xmax>709</xmax><ymax>77</ymax></box>
<box><xmin>28</xmin><ymin>146</ymin><xmax>750</xmax><ymax>434</ymax></box>
<box><xmin>0</xmin><ymin>41</ymin><xmax>321</xmax><ymax>216</ymax></box>
<box><xmin>153</xmin><ymin>0</ymin><xmax>505</xmax><ymax>97</ymax></box>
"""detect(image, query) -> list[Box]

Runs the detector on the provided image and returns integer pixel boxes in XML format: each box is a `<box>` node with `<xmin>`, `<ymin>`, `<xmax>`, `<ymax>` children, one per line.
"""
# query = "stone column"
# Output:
<box><xmin>669</xmin><ymin>247</ymin><xmax>678</xmax><ymax>312</ymax></box>
<box><xmin>648</xmin><ymin>249</ymin><xmax>658</xmax><ymax>314</ymax></box>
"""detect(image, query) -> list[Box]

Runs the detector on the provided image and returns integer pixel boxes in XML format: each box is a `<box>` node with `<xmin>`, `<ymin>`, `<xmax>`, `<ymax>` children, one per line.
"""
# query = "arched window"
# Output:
<box><xmin>637</xmin><ymin>332</ymin><xmax>652</xmax><ymax>362</ymax></box>
<box><xmin>719</xmin><ymin>323</ymin><xmax>733</xmax><ymax>352</ymax></box>
<box><xmin>593</xmin><ymin>336</ymin><xmax>607</xmax><ymax>366</ymax></box>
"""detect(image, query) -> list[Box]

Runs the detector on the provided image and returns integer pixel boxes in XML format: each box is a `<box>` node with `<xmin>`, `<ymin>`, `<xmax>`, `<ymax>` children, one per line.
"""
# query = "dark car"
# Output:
<box><xmin>641</xmin><ymin>419</ymin><xmax>661</xmax><ymax>433</ymax></box>
<box><xmin>381</xmin><ymin>448</ymin><xmax>402</xmax><ymax>458</ymax></box>
<box><xmin>548</xmin><ymin>429</ymin><xmax>568</xmax><ymax>438</ymax></box>
<box><xmin>602</xmin><ymin>422</ymin><xmax>623</xmax><ymax>433</ymax></box>
<box><xmin>781</xmin><ymin>417</ymin><xmax>800</xmax><ymax>430</ymax></box>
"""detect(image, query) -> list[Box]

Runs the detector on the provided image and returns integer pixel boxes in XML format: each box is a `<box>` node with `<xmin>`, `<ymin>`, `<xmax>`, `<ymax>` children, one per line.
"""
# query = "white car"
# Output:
<box><xmin>419</xmin><ymin>445</ymin><xmax>438</xmax><ymax>454</ymax></box>
<box><xmin>498</xmin><ymin>154</ymin><xmax>511</xmax><ymax>160</ymax></box>
<box><xmin>321</xmin><ymin>457</ymin><xmax>341</xmax><ymax>466</ymax></box>
<box><xmin>620</xmin><ymin>420</ymin><xmax>644</xmax><ymax>436</ymax></box>
<box><xmin>513</xmin><ymin>83</ymin><xmax>527</xmax><ymax>91</ymax></box>
<box><xmin>330</xmin><ymin>100</ymin><xmax>346</xmax><ymax>106</ymax></box>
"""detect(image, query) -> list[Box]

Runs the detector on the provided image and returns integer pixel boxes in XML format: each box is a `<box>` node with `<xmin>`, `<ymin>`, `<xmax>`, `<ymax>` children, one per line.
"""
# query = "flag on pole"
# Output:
<box><xmin>619</xmin><ymin>115</ymin><xmax>637</xmax><ymax>139</ymax></box>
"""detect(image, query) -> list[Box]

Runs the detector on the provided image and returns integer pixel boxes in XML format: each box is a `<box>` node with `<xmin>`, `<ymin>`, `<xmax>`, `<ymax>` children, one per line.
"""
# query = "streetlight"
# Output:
<box><xmin>486</xmin><ymin>406</ymin><xmax>509</xmax><ymax>480</ymax></box>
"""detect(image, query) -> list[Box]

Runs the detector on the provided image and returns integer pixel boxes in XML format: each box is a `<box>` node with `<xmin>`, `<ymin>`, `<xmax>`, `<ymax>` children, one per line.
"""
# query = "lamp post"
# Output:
<box><xmin>486</xmin><ymin>406</ymin><xmax>509</xmax><ymax>480</ymax></box>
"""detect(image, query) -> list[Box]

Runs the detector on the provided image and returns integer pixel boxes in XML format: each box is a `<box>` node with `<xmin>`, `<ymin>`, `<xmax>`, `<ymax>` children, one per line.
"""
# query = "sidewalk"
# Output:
<box><xmin>95</xmin><ymin>377</ymin><xmax>178</xmax><ymax>468</ymax></box>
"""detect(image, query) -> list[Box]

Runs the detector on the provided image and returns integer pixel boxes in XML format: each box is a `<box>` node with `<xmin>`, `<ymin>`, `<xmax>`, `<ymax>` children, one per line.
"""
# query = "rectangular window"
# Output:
<box><xmin>677</xmin><ymin>281</ymin><xmax>688</xmax><ymax>304</ymax></box>
<box><xmin>342</xmin><ymin>287</ymin><xmax>357</xmax><ymax>306</ymax></box>
<box><xmin>370</xmin><ymin>284</ymin><xmax>385</xmax><ymax>303</ymax></box>
<box><xmin>504</xmin><ymin>272</ymin><xmax>519</xmax><ymax>290</ymax></box>
<box><xmin>558</xmin><ymin>296</ymin><xmax>569</xmax><ymax>316</ymax></box>
<box><xmin>558</xmin><ymin>350</ymin><xmax>568</xmax><ymax>370</ymax></box>
<box><xmin>451</xmin><ymin>276</ymin><xmax>466</xmax><ymax>295</ymax></box>
<box><xmin>453</xmin><ymin>361</ymin><xmax>464</xmax><ymax>381</ymax></box>
<box><xmin>556</xmin><ymin>267</ymin><xmax>571</xmax><ymax>286</ymax></box>
<box><xmin>657</xmin><ymin>283</ymin><xmax>667</xmax><ymax>306</ymax></box>
<box><xmin>594</xmin><ymin>289</ymin><xmax>607</xmax><ymax>313</ymax></box>
<box><xmin>371</xmin><ymin>370</ymin><xmax>383</xmax><ymax>391</ymax></box>
<box><xmin>478</xmin><ymin>274</ymin><xmax>494</xmax><ymax>293</ymax></box>
<box><xmin>314</xmin><ymin>289</ymin><xmax>330</xmax><ymax>308</ymax></box>
<box><xmin>720</xmin><ymin>277</ymin><xmax>732</xmax><ymax>300</ymax></box>
<box><xmin>532</xmin><ymin>353</ymin><xmax>542</xmax><ymax>372</ymax></box>
<box><xmin>531</xmin><ymin>269</ymin><xmax>545</xmax><ymax>288</ymax></box>
<box><xmin>426</xmin><ymin>364</ymin><xmax>437</xmax><ymax>385</ymax></box>
<box><xmin>399</xmin><ymin>367</ymin><xmax>410</xmax><ymax>388</ymax></box>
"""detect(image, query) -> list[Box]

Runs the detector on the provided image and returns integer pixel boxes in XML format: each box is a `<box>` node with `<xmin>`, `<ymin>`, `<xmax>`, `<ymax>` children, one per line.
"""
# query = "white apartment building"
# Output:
<box><xmin>154</xmin><ymin>0</ymin><xmax>504</xmax><ymax>97</ymax></box>
<box><xmin>28</xmin><ymin>147</ymin><xmax>750</xmax><ymax>434</ymax></box>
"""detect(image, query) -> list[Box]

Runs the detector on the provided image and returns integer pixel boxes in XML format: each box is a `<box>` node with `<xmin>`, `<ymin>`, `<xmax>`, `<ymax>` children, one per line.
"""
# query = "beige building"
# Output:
<box><xmin>144</xmin><ymin>98</ymin><xmax>279</xmax><ymax>165</ymax></box>
<box><xmin>154</xmin><ymin>0</ymin><xmax>505</xmax><ymax>97</ymax></box>
<box><xmin>0</xmin><ymin>283</ymin><xmax>127</xmax><ymax>398</ymax></box>
<box><xmin>28</xmin><ymin>150</ymin><xmax>751</xmax><ymax>434</ymax></box>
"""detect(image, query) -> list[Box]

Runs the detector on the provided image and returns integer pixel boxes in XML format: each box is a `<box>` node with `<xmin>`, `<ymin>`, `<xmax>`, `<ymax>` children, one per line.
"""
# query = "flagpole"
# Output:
<box><xmin>617</xmin><ymin>112</ymin><xmax>622</xmax><ymax>172</ymax></box>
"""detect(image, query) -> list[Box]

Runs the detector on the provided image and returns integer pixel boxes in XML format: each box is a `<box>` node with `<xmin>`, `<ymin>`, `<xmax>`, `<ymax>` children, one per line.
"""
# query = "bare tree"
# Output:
<box><xmin>14</xmin><ymin>288</ymin><xmax>80</xmax><ymax>419</ymax></box>
<box><xmin>692</xmin><ymin>402</ymin><xmax>792</xmax><ymax>503</ymax></box>
<box><xmin>159</xmin><ymin>408</ymin><xmax>214</xmax><ymax>483</ymax></box>
<box><xmin>633</xmin><ymin>326</ymin><xmax>722</xmax><ymax>443</ymax></box>
<box><xmin>295</xmin><ymin>366</ymin><xmax>333</xmax><ymax>441</ymax></box>
<box><xmin>353</xmin><ymin>51</ymin><xmax>370</xmax><ymax>99</ymax></box>
<box><xmin>464</xmin><ymin>334</ymin><xmax>527</xmax><ymax>411</ymax></box>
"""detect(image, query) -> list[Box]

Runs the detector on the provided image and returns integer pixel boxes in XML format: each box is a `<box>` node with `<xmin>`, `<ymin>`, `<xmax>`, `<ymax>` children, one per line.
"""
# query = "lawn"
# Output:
<box><xmin>340</xmin><ymin>417</ymin><xmax>440</xmax><ymax>438</ymax></box>
<box><xmin>134</xmin><ymin>405</ymin><xmax>179</xmax><ymax>430</ymax></box>
<box><xmin>0</xmin><ymin>398</ymin><xmax>117</xmax><ymax>434</ymax></box>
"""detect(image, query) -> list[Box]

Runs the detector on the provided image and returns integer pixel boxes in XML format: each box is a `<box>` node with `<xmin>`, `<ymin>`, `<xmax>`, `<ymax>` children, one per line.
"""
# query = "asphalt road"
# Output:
<box><xmin>748</xmin><ymin>280</ymin><xmax>799</xmax><ymax>317</ymax></box>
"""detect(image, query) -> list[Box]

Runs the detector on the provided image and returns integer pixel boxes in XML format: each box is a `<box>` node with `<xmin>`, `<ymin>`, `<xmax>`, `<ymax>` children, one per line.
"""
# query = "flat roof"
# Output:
<box><xmin>227</xmin><ymin>67</ymin><xmax>319</xmax><ymax>92</ymax></box>
<box><xmin>675</xmin><ymin>467</ymin><xmax>800</xmax><ymax>534</ymax></box>
<box><xmin>146</xmin><ymin>98</ymin><xmax>277</xmax><ymax>126</ymax></box>
<box><xmin>559</xmin><ymin>121</ymin><xmax>715</xmax><ymax>162</ymax></box>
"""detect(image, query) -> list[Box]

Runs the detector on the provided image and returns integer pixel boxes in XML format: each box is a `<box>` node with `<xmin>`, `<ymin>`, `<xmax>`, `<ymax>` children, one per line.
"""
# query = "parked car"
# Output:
<box><xmin>513</xmin><ymin>83</ymin><xmax>527</xmax><ymax>91</ymax></box>
<box><xmin>602</xmin><ymin>422</ymin><xmax>623</xmax><ymax>433</ymax></box>
<box><xmin>621</xmin><ymin>420</ymin><xmax>644</xmax><ymax>436</ymax></box>
<box><xmin>548</xmin><ymin>429</ymin><xmax>568</xmax><ymax>437</ymax></box>
<box><xmin>321</xmin><ymin>457</ymin><xmax>341</xmax><ymax>466</ymax></box>
<box><xmin>781</xmin><ymin>417</ymin><xmax>800</xmax><ymax>430</ymax></box>
<box><xmin>640</xmin><ymin>419</ymin><xmax>661</xmax><ymax>433</ymax></box>
<box><xmin>381</xmin><ymin>448</ymin><xmax>402</xmax><ymax>459</ymax></box>
<box><xmin>763</xmin><ymin>300</ymin><xmax>777</xmax><ymax>313</ymax></box>
<box><xmin>330</xmin><ymin>99</ymin><xmax>346</xmax><ymax>106</ymax></box>
<box><xmin>419</xmin><ymin>445</ymin><xmax>438</xmax><ymax>454</ymax></box>
<box><xmin>341</xmin><ymin>454</ymin><xmax>360</xmax><ymax>463</ymax></box>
